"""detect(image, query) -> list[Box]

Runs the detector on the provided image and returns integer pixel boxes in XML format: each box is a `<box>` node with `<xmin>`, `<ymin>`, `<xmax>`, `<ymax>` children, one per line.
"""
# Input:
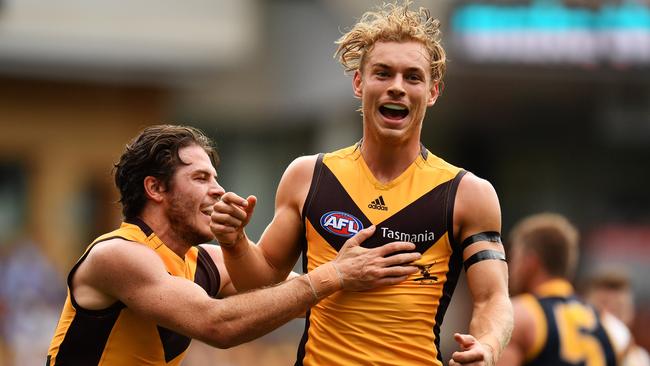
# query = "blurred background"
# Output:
<box><xmin>1</xmin><ymin>0</ymin><xmax>649</xmax><ymax>365</ymax></box>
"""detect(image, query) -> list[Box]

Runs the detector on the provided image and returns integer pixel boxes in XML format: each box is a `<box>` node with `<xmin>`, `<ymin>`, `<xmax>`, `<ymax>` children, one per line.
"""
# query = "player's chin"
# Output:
<box><xmin>193</xmin><ymin>225</ymin><xmax>217</xmax><ymax>244</ymax></box>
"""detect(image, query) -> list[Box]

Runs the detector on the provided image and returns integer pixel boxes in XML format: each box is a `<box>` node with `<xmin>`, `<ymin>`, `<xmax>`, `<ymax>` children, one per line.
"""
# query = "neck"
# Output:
<box><xmin>139</xmin><ymin>209</ymin><xmax>191</xmax><ymax>258</ymax></box>
<box><xmin>360</xmin><ymin>135</ymin><xmax>422</xmax><ymax>184</ymax></box>
<box><xmin>526</xmin><ymin>271</ymin><xmax>558</xmax><ymax>293</ymax></box>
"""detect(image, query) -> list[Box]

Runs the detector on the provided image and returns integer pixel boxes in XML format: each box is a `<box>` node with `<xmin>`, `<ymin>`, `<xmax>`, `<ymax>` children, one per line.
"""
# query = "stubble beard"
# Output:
<box><xmin>167</xmin><ymin>191</ymin><xmax>214</xmax><ymax>246</ymax></box>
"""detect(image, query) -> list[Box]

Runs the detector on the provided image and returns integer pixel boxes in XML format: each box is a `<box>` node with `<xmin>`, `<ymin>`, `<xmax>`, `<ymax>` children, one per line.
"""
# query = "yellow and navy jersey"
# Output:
<box><xmin>520</xmin><ymin>279</ymin><xmax>621</xmax><ymax>366</ymax></box>
<box><xmin>296</xmin><ymin>144</ymin><xmax>466</xmax><ymax>366</ymax></box>
<box><xmin>47</xmin><ymin>219</ymin><xmax>220</xmax><ymax>366</ymax></box>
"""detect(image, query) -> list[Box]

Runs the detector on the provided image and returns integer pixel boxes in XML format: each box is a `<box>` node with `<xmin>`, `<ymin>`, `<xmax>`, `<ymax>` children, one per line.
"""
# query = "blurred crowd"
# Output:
<box><xmin>0</xmin><ymin>240</ymin><xmax>65</xmax><ymax>366</ymax></box>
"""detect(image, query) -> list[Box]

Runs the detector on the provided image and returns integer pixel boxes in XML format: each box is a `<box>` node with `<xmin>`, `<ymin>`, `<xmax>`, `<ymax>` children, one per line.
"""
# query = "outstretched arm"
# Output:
<box><xmin>210</xmin><ymin>156</ymin><xmax>315</xmax><ymax>290</ymax></box>
<box><xmin>450</xmin><ymin>174</ymin><xmax>513</xmax><ymax>366</ymax></box>
<box><xmin>74</xmin><ymin>228</ymin><xmax>421</xmax><ymax>349</ymax></box>
<box><xmin>199</xmin><ymin>243</ymin><xmax>306</xmax><ymax>299</ymax></box>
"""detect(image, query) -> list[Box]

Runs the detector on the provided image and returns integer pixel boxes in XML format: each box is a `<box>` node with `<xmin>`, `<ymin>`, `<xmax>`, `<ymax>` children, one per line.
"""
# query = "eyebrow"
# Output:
<box><xmin>371</xmin><ymin>63</ymin><xmax>391</xmax><ymax>69</ymax></box>
<box><xmin>192</xmin><ymin>168</ymin><xmax>217</xmax><ymax>178</ymax></box>
<box><xmin>370</xmin><ymin>63</ymin><xmax>425</xmax><ymax>74</ymax></box>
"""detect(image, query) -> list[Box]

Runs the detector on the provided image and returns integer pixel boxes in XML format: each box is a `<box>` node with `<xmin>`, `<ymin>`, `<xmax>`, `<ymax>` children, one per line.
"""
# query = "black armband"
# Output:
<box><xmin>461</xmin><ymin>231</ymin><xmax>502</xmax><ymax>250</ymax></box>
<box><xmin>463</xmin><ymin>250</ymin><xmax>506</xmax><ymax>271</ymax></box>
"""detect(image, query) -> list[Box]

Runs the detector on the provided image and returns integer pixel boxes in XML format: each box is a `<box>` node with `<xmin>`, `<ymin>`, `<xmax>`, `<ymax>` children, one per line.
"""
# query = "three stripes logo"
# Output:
<box><xmin>368</xmin><ymin>195</ymin><xmax>388</xmax><ymax>211</ymax></box>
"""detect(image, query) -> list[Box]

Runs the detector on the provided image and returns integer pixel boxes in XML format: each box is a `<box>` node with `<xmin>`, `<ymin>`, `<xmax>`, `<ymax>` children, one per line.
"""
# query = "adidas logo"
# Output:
<box><xmin>368</xmin><ymin>196</ymin><xmax>388</xmax><ymax>211</ymax></box>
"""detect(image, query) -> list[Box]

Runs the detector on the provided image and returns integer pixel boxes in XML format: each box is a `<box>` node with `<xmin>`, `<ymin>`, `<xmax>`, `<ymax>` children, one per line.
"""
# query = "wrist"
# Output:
<box><xmin>219</xmin><ymin>233</ymin><xmax>249</xmax><ymax>259</ymax></box>
<box><xmin>479</xmin><ymin>339</ymin><xmax>499</xmax><ymax>365</ymax></box>
<box><xmin>306</xmin><ymin>262</ymin><xmax>344</xmax><ymax>300</ymax></box>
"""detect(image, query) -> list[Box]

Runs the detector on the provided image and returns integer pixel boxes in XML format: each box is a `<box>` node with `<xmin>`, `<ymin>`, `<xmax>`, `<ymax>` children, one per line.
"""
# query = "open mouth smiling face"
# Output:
<box><xmin>379</xmin><ymin>103</ymin><xmax>409</xmax><ymax>121</ymax></box>
<box><xmin>200</xmin><ymin>206</ymin><xmax>213</xmax><ymax>219</ymax></box>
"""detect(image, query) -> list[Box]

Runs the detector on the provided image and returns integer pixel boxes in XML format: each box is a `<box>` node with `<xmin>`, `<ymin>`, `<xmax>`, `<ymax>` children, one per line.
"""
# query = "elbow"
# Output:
<box><xmin>208</xmin><ymin>339</ymin><xmax>237</xmax><ymax>350</ymax></box>
<box><xmin>201</xmin><ymin>321</ymin><xmax>246</xmax><ymax>349</ymax></box>
<box><xmin>203</xmin><ymin>332</ymin><xmax>238</xmax><ymax>349</ymax></box>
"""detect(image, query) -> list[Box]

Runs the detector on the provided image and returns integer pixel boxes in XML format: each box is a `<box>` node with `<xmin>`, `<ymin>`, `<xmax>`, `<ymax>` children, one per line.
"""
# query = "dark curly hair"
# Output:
<box><xmin>114</xmin><ymin>124</ymin><xmax>218</xmax><ymax>219</ymax></box>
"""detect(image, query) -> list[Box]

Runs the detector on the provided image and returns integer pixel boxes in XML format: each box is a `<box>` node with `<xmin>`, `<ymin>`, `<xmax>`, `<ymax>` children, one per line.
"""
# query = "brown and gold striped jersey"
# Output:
<box><xmin>296</xmin><ymin>143</ymin><xmax>466</xmax><ymax>366</ymax></box>
<box><xmin>47</xmin><ymin>219</ymin><xmax>220</xmax><ymax>366</ymax></box>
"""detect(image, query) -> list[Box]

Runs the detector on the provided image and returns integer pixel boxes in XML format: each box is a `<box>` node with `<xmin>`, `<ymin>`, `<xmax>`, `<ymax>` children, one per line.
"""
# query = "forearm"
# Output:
<box><xmin>221</xmin><ymin>235</ymin><xmax>287</xmax><ymax>291</ymax></box>
<box><xmin>201</xmin><ymin>264</ymin><xmax>338</xmax><ymax>348</ymax></box>
<box><xmin>470</xmin><ymin>294</ymin><xmax>513</xmax><ymax>362</ymax></box>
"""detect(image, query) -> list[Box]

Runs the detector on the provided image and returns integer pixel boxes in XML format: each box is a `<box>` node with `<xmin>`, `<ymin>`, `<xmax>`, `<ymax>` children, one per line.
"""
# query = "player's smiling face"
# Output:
<box><xmin>165</xmin><ymin>144</ymin><xmax>224</xmax><ymax>245</ymax></box>
<box><xmin>353</xmin><ymin>40</ymin><xmax>439</xmax><ymax>144</ymax></box>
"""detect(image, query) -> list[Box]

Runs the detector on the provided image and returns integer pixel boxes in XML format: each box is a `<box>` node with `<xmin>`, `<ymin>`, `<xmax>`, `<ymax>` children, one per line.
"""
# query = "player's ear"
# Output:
<box><xmin>353</xmin><ymin>70</ymin><xmax>363</xmax><ymax>98</ymax></box>
<box><xmin>427</xmin><ymin>82</ymin><xmax>439</xmax><ymax>107</ymax></box>
<box><xmin>143</xmin><ymin>176</ymin><xmax>165</xmax><ymax>203</ymax></box>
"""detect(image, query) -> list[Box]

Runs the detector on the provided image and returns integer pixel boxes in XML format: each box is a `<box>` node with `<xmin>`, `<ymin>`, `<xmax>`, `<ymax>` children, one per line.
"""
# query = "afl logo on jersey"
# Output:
<box><xmin>320</xmin><ymin>211</ymin><xmax>363</xmax><ymax>237</ymax></box>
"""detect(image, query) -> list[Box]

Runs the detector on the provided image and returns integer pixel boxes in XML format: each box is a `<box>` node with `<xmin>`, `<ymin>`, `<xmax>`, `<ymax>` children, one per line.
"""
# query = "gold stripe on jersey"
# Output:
<box><xmin>298</xmin><ymin>144</ymin><xmax>465</xmax><ymax>366</ymax></box>
<box><xmin>47</xmin><ymin>220</ymin><xmax>218</xmax><ymax>366</ymax></box>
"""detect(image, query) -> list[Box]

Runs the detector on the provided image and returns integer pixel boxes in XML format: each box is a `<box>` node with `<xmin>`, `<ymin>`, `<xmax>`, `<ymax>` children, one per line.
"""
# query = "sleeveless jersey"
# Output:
<box><xmin>520</xmin><ymin>279</ymin><xmax>621</xmax><ymax>366</ymax></box>
<box><xmin>296</xmin><ymin>144</ymin><xmax>466</xmax><ymax>366</ymax></box>
<box><xmin>47</xmin><ymin>219</ymin><xmax>220</xmax><ymax>366</ymax></box>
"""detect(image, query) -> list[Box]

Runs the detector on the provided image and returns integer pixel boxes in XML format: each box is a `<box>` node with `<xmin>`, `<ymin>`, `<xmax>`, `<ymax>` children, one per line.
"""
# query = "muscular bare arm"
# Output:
<box><xmin>199</xmin><ymin>244</ymin><xmax>300</xmax><ymax>298</ymax></box>
<box><xmin>74</xmin><ymin>239</ymin><xmax>314</xmax><ymax>348</ymax></box>
<box><xmin>497</xmin><ymin>296</ymin><xmax>535</xmax><ymax>366</ymax></box>
<box><xmin>450</xmin><ymin>174</ymin><xmax>513</xmax><ymax>366</ymax></box>
<box><xmin>74</xmin><ymin>228</ymin><xmax>420</xmax><ymax>349</ymax></box>
<box><xmin>211</xmin><ymin>155</ymin><xmax>315</xmax><ymax>290</ymax></box>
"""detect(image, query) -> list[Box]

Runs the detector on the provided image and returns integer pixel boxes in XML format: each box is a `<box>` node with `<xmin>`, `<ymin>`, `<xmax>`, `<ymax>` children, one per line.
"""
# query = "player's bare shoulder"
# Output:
<box><xmin>84</xmin><ymin>238</ymin><xmax>160</xmax><ymax>272</ymax></box>
<box><xmin>276</xmin><ymin>154</ymin><xmax>319</xmax><ymax>211</ymax></box>
<box><xmin>454</xmin><ymin>172</ymin><xmax>501</xmax><ymax>232</ymax></box>
<box><xmin>282</xmin><ymin>155</ymin><xmax>319</xmax><ymax>184</ymax></box>
<box><xmin>73</xmin><ymin>238</ymin><xmax>163</xmax><ymax>309</ymax></box>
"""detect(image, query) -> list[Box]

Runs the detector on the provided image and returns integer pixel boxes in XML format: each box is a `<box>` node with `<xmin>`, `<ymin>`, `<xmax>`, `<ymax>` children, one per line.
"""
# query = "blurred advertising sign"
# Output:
<box><xmin>451</xmin><ymin>0</ymin><xmax>650</xmax><ymax>67</ymax></box>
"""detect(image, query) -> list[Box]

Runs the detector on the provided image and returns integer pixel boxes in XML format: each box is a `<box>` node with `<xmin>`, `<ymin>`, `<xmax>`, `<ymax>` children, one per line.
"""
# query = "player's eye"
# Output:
<box><xmin>407</xmin><ymin>74</ymin><xmax>423</xmax><ymax>82</ymax></box>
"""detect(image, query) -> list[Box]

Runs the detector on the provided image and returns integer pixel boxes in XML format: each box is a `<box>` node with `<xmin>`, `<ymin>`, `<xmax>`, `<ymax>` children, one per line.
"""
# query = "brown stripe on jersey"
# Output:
<box><xmin>302</xmin><ymin>154</ymin><xmax>325</xmax><ymax>222</ymax></box>
<box><xmin>303</xmin><ymin>162</ymin><xmax>372</xmax><ymax>251</ymax></box>
<box><xmin>371</xmin><ymin>181</ymin><xmax>452</xmax><ymax>254</ymax></box>
<box><xmin>156</xmin><ymin>247</ymin><xmax>217</xmax><ymax>361</ymax></box>
<box><xmin>294</xmin><ymin>308</ymin><xmax>312</xmax><ymax>366</ymax></box>
<box><xmin>195</xmin><ymin>246</ymin><xmax>220</xmax><ymax>298</ymax></box>
<box><xmin>434</xmin><ymin>170</ymin><xmax>466</xmax><ymax>363</ymax></box>
<box><xmin>296</xmin><ymin>154</ymin><xmax>324</xmax><ymax>366</ymax></box>
<box><xmin>54</xmin><ymin>305</ymin><xmax>123</xmax><ymax>365</ymax></box>
<box><xmin>125</xmin><ymin>217</ymin><xmax>154</xmax><ymax>236</ymax></box>
<box><xmin>157</xmin><ymin>326</ymin><xmax>192</xmax><ymax>363</ymax></box>
<box><xmin>304</xmin><ymin>161</ymin><xmax>461</xmax><ymax>255</ymax></box>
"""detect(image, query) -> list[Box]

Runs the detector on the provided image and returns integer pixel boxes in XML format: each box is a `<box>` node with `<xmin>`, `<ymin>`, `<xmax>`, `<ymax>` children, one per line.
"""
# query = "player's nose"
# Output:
<box><xmin>387</xmin><ymin>74</ymin><xmax>406</xmax><ymax>98</ymax></box>
<box><xmin>209</xmin><ymin>180</ymin><xmax>225</xmax><ymax>199</ymax></box>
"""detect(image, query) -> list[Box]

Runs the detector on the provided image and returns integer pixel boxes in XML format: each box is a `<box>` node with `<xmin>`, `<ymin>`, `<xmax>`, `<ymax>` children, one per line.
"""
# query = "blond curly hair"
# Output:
<box><xmin>334</xmin><ymin>0</ymin><xmax>446</xmax><ymax>85</ymax></box>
